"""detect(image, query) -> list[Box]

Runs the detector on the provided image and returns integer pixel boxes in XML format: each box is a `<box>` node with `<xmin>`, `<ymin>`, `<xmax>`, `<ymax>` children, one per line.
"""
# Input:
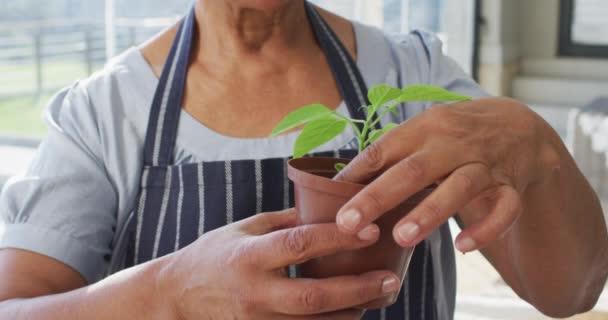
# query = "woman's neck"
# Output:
<box><xmin>194</xmin><ymin>0</ymin><xmax>318</xmax><ymax>75</ymax></box>
<box><xmin>140</xmin><ymin>1</ymin><xmax>356</xmax><ymax>82</ymax></box>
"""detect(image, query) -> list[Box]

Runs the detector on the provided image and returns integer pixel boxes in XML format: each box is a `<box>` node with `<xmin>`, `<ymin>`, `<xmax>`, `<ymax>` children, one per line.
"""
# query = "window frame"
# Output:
<box><xmin>558</xmin><ymin>0</ymin><xmax>608</xmax><ymax>58</ymax></box>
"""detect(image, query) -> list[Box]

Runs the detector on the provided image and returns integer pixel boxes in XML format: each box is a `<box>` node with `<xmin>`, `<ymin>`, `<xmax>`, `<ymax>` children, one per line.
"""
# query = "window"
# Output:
<box><xmin>0</xmin><ymin>1</ymin><xmax>189</xmax><ymax>140</ymax></box>
<box><xmin>0</xmin><ymin>0</ymin><xmax>477</xmax><ymax>220</ymax></box>
<box><xmin>0</xmin><ymin>1</ymin><xmax>483</xmax><ymax>318</ymax></box>
<box><xmin>311</xmin><ymin>0</ymin><xmax>477</xmax><ymax>73</ymax></box>
<box><xmin>559</xmin><ymin>0</ymin><xmax>608</xmax><ymax>58</ymax></box>
<box><xmin>0</xmin><ymin>0</ymin><xmax>476</xmax><ymax>140</ymax></box>
<box><xmin>0</xmin><ymin>0</ymin><xmax>191</xmax><ymax>190</ymax></box>
<box><xmin>0</xmin><ymin>1</ymin><xmax>477</xmax><ymax>191</ymax></box>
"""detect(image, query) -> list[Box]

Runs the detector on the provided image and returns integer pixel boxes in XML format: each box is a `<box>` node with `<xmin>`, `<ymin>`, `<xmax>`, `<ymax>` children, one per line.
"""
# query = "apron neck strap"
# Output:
<box><xmin>143</xmin><ymin>2</ymin><xmax>377</xmax><ymax>166</ymax></box>
<box><xmin>304</xmin><ymin>3</ymin><xmax>378</xmax><ymax>131</ymax></box>
<box><xmin>143</xmin><ymin>9</ymin><xmax>195</xmax><ymax>166</ymax></box>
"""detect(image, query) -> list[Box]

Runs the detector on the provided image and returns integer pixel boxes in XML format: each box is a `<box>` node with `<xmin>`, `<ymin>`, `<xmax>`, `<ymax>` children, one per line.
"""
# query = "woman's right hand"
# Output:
<box><xmin>159</xmin><ymin>209</ymin><xmax>400</xmax><ymax>320</ymax></box>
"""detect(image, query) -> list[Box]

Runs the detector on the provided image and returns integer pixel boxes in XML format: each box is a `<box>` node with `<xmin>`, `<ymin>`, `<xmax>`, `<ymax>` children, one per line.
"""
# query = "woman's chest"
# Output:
<box><xmin>182</xmin><ymin>69</ymin><xmax>343</xmax><ymax>138</ymax></box>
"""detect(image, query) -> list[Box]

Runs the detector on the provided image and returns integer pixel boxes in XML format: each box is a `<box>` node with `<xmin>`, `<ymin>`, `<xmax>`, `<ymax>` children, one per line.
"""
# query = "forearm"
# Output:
<box><xmin>483</xmin><ymin>122</ymin><xmax>608</xmax><ymax>316</ymax></box>
<box><xmin>0</xmin><ymin>256</ymin><xmax>175</xmax><ymax>320</ymax></box>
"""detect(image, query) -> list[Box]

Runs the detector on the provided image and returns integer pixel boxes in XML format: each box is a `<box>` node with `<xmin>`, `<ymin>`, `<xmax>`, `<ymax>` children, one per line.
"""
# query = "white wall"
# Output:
<box><xmin>441</xmin><ymin>0</ymin><xmax>477</xmax><ymax>74</ymax></box>
<box><xmin>514</xmin><ymin>0</ymin><xmax>608</xmax><ymax>108</ymax></box>
<box><xmin>520</xmin><ymin>0</ymin><xmax>608</xmax><ymax>66</ymax></box>
<box><xmin>479</xmin><ymin>0</ymin><xmax>608</xmax><ymax>108</ymax></box>
<box><xmin>477</xmin><ymin>0</ymin><xmax>522</xmax><ymax>96</ymax></box>
<box><xmin>477</xmin><ymin>0</ymin><xmax>608</xmax><ymax>137</ymax></box>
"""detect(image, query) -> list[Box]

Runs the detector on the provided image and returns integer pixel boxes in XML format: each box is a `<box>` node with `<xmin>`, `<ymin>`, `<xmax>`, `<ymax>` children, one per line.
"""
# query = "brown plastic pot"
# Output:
<box><xmin>287</xmin><ymin>157</ymin><xmax>431</xmax><ymax>310</ymax></box>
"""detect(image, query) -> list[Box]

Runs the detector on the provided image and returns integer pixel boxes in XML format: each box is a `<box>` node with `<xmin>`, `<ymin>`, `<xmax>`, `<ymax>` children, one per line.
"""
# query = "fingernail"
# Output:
<box><xmin>337</xmin><ymin>209</ymin><xmax>361</xmax><ymax>231</ymax></box>
<box><xmin>396</xmin><ymin>223</ymin><xmax>420</xmax><ymax>243</ymax></box>
<box><xmin>382</xmin><ymin>276</ymin><xmax>399</xmax><ymax>293</ymax></box>
<box><xmin>357</xmin><ymin>224</ymin><xmax>379</xmax><ymax>241</ymax></box>
<box><xmin>456</xmin><ymin>237</ymin><xmax>476</xmax><ymax>252</ymax></box>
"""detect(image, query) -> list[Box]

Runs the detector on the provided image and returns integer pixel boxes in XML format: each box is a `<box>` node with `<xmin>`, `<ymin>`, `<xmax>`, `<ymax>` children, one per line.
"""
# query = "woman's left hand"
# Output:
<box><xmin>334</xmin><ymin>97</ymin><xmax>558</xmax><ymax>252</ymax></box>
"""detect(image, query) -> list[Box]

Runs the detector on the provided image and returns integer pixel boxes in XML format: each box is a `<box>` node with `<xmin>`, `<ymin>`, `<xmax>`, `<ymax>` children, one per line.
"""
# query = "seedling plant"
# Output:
<box><xmin>270</xmin><ymin>84</ymin><xmax>472</xmax><ymax>171</ymax></box>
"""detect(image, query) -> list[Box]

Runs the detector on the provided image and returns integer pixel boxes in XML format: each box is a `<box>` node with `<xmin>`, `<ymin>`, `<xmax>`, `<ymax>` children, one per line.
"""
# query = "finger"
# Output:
<box><xmin>261</xmin><ymin>309</ymin><xmax>363</xmax><ymax>320</ymax></box>
<box><xmin>241</xmin><ymin>209</ymin><xmax>297</xmax><ymax>235</ymax></box>
<box><xmin>268</xmin><ymin>271</ymin><xmax>399</xmax><ymax>315</ymax></box>
<box><xmin>334</xmin><ymin>109</ymin><xmax>442</xmax><ymax>184</ymax></box>
<box><xmin>334</xmin><ymin>129</ymin><xmax>405</xmax><ymax>184</ymax></box>
<box><xmin>255</xmin><ymin>223</ymin><xmax>381</xmax><ymax>268</ymax></box>
<box><xmin>291</xmin><ymin>309</ymin><xmax>364</xmax><ymax>320</ymax></box>
<box><xmin>321</xmin><ymin>309</ymin><xmax>365</xmax><ymax>320</ymax></box>
<box><xmin>265</xmin><ymin>309</ymin><xmax>363</xmax><ymax>320</ymax></box>
<box><xmin>454</xmin><ymin>185</ymin><xmax>523</xmax><ymax>252</ymax></box>
<box><xmin>335</xmin><ymin>103</ymin><xmax>475</xmax><ymax>185</ymax></box>
<box><xmin>336</xmin><ymin>149</ymin><xmax>464</xmax><ymax>234</ymax></box>
<box><xmin>392</xmin><ymin>162</ymin><xmax>493</xmax><ymax>247</ymax></box>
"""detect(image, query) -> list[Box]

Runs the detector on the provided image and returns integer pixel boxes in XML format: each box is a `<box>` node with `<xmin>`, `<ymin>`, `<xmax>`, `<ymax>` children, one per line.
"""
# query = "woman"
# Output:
<box><xmin>0</xmin><ymin>0</ymin><xmax>606</xmax><ymax>319</ymax></box>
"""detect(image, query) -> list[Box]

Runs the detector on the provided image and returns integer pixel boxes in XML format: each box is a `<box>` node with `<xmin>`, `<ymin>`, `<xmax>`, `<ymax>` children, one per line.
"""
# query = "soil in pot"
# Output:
<box><xmin>287</xmin><ymin>157</ymin><xmax>431</xmax><ymax>309</ymax></box>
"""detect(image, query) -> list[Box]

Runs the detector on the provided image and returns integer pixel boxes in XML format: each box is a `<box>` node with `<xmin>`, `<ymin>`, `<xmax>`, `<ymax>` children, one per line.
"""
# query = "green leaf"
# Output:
<box><xmin>367</xmin><ymin>123</ymin><xmax>398</xmax><ymax>144</ymax></box>
<box><xmin>270</xmin><ymin>104</ymin><xmax>333</xmax><ymax>137</ymax></box>
<box><xmin>399</xmin><ymin>85</ymin><xmax>472</xmax><ymax>103</ymax></box>
<box><xmin>293</xmin><ymin>116</ymin><xmax>347</xmax><ymax>158</ymax></box>
<box><xmin>334</xmin><ymin>163</ymin><xmax>346</xmax><ymax>172</ymax></box>
<box><xmin>388</xmin><ymin>105</ymin><xmax>399</xmax><ymax>116</ymax></box>
<box><xmin>368</xmin><ymin>84</ymin><xmax>402</xmax><ymax>107</ymax></box>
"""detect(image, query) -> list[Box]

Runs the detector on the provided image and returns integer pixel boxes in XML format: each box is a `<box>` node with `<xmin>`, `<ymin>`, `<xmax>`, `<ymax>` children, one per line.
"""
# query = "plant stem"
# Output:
<box><xmin>334</xmin><ymin>113</ymin><xmax>365</xmax><ymax>124</ymax></box>
<box><xmin>334</xmin><ymin>112</ymin><xmax>363</xmax><ymax>139</ymax></box>
<box><xmin>333</xmin><ymin>112</ymin><xmax>366</xmax><ymax>150</ymax></box>
<box><xmin>359</xmin><ymin>113</ymin><xmax>374</xmax><ymax>152</ymax></box>
<box><xmin>350</xmin><ymin>119</ymin><xmax>366</xmax><ymax>124</ymax></box>
<box><xmin>368</xmin><ymin>101</ymin><xmax>400</xmax><ymax>129</ymax></box>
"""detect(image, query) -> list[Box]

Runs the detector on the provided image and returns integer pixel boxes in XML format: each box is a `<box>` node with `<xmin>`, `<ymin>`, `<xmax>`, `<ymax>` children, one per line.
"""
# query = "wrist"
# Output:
<box><xmin>529</xmin><ymin>114</ymin><xmax>564</xmax><ymax>188</ymax></box>
<box><xmin>152</xmin><ymin>254</ymin><xmax>183</xmax><ymax>320</ymax></box>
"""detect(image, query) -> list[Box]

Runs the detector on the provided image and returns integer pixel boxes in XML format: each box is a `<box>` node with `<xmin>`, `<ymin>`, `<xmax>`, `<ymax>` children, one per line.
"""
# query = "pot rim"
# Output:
<box><xmin>287</xmin><ymin>157</ymin><xmax>365</xmax><ymax>197</ymax></box>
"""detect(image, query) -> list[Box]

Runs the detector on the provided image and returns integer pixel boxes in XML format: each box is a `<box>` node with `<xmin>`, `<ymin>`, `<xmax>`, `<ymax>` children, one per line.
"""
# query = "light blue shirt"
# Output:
<box><xmin>0</xmin><ymin>21</ymin><xmax>486</xmax><ymax>319</ymax></box>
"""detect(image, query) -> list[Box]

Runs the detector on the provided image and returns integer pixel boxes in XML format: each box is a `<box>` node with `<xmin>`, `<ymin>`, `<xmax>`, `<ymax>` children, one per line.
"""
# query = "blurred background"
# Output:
<box><xmin>0</xmin><ymin>0</ymin><xmax>607</xmax><ymax>319</ymax></box>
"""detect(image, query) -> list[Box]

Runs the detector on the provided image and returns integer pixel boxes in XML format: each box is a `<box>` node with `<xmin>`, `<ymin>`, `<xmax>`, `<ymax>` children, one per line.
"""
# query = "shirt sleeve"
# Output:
<box><xmin>398</xmin><ymin>30</ymin><xmax>489</xmax><ymax>98</ymax></box>
<box><xmin>0</xmin><ymin>83</ymin><xmax>117</xmax><ymax>284</ymax></box>
<box><xmin>382</xmin><ymin>29</ymin><xmax>490</xmax><ymax>121</ymax></box>
<box><xmin>414</xmin><ymin>30</ymin><xmax>488</xmax><ymax>98</ymax></box>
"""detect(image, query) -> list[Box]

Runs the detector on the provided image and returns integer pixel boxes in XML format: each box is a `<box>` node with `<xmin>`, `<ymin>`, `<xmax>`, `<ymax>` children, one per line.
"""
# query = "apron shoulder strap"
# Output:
<box><xmin>305</xmin><ymin>2</ymin><xmax>381</xmax><ymax>131</ymax></box>
<box><xmin>143</xmin><ymin>8</ymin><xmax>195</xmax><ymax>167</ymax></box>
<box><xmin>143</xmin><ymin>3</ymin><xmax>381</xmax><ymax>167</ymax></box>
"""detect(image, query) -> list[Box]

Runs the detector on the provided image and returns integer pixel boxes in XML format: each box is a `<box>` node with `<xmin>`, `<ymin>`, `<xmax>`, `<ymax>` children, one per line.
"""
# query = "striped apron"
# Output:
<box><xmin>122</xmin><ymin>3</ymin><xmax>437</xmax><ymax>319</ymax></box>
